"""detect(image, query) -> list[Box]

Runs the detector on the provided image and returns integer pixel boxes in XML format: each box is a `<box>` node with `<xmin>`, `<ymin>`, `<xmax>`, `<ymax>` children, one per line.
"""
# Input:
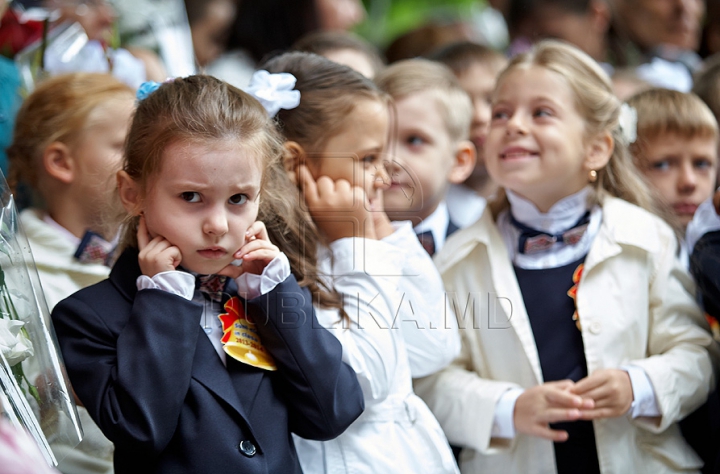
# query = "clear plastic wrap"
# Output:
<box><xmin>0</xmin><ymin>173</ymin><xmax>82</xmax><ymax>466</ymax></box>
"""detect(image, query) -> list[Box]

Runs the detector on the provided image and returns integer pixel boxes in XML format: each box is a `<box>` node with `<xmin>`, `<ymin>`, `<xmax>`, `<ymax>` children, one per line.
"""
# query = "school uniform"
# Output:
<box><xmin>684</xmin><ymin>196</ymin><xmax>720</xmax><ymax>474</ymax></box>
<box><xmin>293</xmin><ymin>236</ymin><xmax>459</xmax><ymax>474</ymax></box>
<box><xmin>415</xmin><ymin>189</ymin><xmax>717</xmax><ymax>474</ymax></box>
<box><xmin>20</xmin><ymin>209</ymin><xmax>115</xmax><ymax>474</ymax></box>
<box><xmin>414</xmin><ymin>201</ymin><xmax>460</xmax><ymax>256</ymax></box>
<box><xmin>446</xmin><ymin>184</ymin><xmax>487</xmax><ymax>230</ymax></box>
<box><xmin>51</xmin><ymin>247</ymin><xmax>364</xmax><ymax>474</ymax></box>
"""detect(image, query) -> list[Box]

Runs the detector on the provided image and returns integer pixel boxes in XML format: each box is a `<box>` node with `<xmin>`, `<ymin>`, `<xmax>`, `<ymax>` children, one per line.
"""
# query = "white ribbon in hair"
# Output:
<box><xmin>618</xmin><ymin>103</ymin><xmax>637</xmax><ymax>144</ymax></box>
<box><xmin>245</xmin><ymin>70</ymin><xmax>301</xmax><ymax>117</ymax></box>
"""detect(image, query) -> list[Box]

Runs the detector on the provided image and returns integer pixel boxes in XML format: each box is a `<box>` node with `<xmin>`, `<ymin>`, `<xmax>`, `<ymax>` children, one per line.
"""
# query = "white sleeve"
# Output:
<box><xmin>491</xmin><ymin>388</ymin><xmax>524</xmax><ymax>438</ymax></box>
<box><xmin>622</xmin><ymin>365</ymin><xmax>661</xmax><ymax>417</ymax></box>
<box><xmin>321</xmin><ymin>237</ymin><xmax>405</xmax><ymax>406</ymax></box>
<box><xmin>234</xmin><ymin>253</ymin><xmax>291</xmax><ymax>300</ymax></box>
<box><xmin>136</xmin><ymin>271</ymin><xmax>195</xmax><ymax>300</ymax></box>
<box><xmin>383</xmin><ymin>221</ymin><xmax>461</xmax><ymax>377</ymax></box>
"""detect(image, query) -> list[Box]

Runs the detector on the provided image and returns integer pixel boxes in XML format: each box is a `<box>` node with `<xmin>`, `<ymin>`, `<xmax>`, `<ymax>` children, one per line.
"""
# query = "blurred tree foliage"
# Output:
<box><xmin>357</xmin><ymin>0</ymin><xmax>484</xmax><ymax>48</ymax></box>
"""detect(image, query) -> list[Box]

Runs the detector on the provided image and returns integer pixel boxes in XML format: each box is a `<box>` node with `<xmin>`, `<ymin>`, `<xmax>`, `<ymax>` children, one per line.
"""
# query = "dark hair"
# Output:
<box><xmin>428</xmin><ymin>40</ymin><xmax>507</xmax><ymax>77</ymax></box>
<box><xmin>259</xmin><ymin>51</ymin><xmax>387</xmax><ymax>321</ymax></box>
<box><xmin>226</xmin><ymin>0</ymin><xmax>319</xmax><ymax>63</ymax></box>
<box><xmin>293</xmin><ymin>30</ymin><xmax>385</xmax><ymax>76</ymax></box>
<box><xmin>263</xmin><ymin>51</ymin><xmax>382</xmax><ymax>152</ymax></box>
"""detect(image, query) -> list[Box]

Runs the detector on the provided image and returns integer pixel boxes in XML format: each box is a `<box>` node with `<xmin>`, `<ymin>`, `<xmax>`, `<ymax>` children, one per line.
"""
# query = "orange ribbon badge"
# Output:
<box><xmin>218</xmin><ymin>297</ymin><xmax>277</xmax><ymax>371</ymax></box>
<box><xmin>567</xmin><ymin>263</ymin><xmax>584</xmax><ymax>331</ymax></box>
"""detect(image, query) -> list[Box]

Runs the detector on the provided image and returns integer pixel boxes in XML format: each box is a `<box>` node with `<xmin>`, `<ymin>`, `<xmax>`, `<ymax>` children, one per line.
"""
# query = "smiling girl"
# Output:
<box><xmin>50</xmin><ymin>75</ymin><xmax>364</xmax><ymax>474</ymax></box>
<box><xmin>415</xmin><ymin>41</ymin><xmax>717</xmax><ymax>474</ymax></box>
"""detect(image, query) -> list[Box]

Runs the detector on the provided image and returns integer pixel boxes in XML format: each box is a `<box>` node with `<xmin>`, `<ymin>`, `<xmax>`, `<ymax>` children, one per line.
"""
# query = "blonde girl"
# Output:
<box><xmin>260</xmin><ymin>51</ymin><xmax>460</xmax><ymax>474</ymax></box>
<box><xmin>416</xmin><ymin>40</ymin><xmax>717</xmax><ymax>474</ymax></box>
<box><xmin>8</xmin><ymin>72</ymin><xmax>135</xmax><ymax>474</ymax></box>
<box><xmin>51</xmin><ymin>75</ymin><xmax>364</xmax><ymax>474</ymax></box>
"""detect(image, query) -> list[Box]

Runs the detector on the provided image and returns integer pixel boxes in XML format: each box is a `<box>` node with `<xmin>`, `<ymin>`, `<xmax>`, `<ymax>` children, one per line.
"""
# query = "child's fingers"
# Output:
<box><xmin>577</xmin><ymin>407</ymin><xmax>619</xmax><ymax>420</ymax></box>
<box><xmin>298</xmin><ymin>165</ymin><xmax>318</xmax><ymax>201</ymax></box>
<box><xmin>245</xmin><ymin>221</ymin><xmax>270</xmax><ymax>243</ymax></box>
<box><xmin>237</xmin><ymin>240</ymin><xmax>279</xmax><ymax>259</ymax></box>
<box><xmin>241</xmin><ymin>249</ymin><xmax>279</xmax><ymax>263</ymax></box>
<box><xmin>571</xmin><ymin>373</ymin><xmax>606</xmax><ymax>396</ymax></box>
<box><xmin>537</xmin><ymin>408</ymin><xmax>582</xmax><ymax>424</ymax></box>
<box><xmin>545</xmin><ymin>388</ymin><xmax>591</xmax><ymax>409</ymax></box>
<box><xmin>136</xmin><ymin>215</ymin><xmax>150</xmax><ymax>250</ymax></box>
<box><xmin>527</xmin><ymin>425</ymin><xmax>570</xmax><ymax>442</ymax></box>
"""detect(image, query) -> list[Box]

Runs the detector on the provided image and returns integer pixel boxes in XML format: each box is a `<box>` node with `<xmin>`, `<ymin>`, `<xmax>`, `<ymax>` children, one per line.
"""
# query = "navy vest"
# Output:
<box><xmin>514</xmin><ymin>256</ymin><xmax>600</xmax><ymax>474</ymax></box>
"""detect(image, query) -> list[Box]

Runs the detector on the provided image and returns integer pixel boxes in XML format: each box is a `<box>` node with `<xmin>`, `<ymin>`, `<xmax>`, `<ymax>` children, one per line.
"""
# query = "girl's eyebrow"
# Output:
<box><xmin>170</xmin><ymin>181</ymin><xmax>260</xmax><ymax>192</ymax></box>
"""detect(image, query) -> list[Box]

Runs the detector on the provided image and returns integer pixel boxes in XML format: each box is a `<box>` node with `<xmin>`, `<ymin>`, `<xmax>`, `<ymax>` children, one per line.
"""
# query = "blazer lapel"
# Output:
<box><xmin>191</xmin><ymin>332</ymin><xmax>265</xmax><ymax>443</ymax></box>
<box><xmin>483</xmin><ymin>216</ymin><xmax>544</xmax><ymax>384</ymax></box>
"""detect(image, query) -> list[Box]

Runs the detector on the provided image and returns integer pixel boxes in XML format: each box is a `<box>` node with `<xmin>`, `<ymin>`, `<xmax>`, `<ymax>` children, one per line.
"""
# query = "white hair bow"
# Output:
<box><xmin>245</xmin><ymin>70</ymin><xmax>301</xmax><ymax>118</ymax></box>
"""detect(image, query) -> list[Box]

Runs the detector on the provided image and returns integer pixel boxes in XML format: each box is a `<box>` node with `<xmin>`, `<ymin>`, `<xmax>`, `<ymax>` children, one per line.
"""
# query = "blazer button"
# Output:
<box><xmin>238</xmin><ymin>440</ymin><xmax>257</xmax><ymax>457</ymax></box>
<box><xmin>588</xmin><ymin>321</ymin><xmax>602</xmax><ymax>334</ymax></box>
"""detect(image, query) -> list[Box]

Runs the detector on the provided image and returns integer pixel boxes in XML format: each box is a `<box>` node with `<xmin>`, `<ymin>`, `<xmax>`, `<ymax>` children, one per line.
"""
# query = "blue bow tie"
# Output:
<box><xmin>74</xmin><ymin>230</ymin><xmax>115</xmax><ymax>266</ymax></box>
<box><xmin>510</xmin><ymin>211</ymin><xmax>591</xmax><ymax>254</ymax></box>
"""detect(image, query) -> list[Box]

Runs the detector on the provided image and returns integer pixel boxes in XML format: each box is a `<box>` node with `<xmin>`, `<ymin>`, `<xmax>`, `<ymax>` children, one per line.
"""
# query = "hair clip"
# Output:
<box><xmin>618</xmin><ymin>103</ymin><xmax>637</xmax><ymax>145</ymax></box>
<box><xmin>136</xmin><ymin>81</ymin><xmax>162</xmax><ymax>102</ymax></box>
<box><xmin>245</xmin><ymin>70</ymin><xmax>301</xmax><ymax>118</ymax></box>
<box><xmin>136</xmin><ymin>78</ymin><xmax>175</xmax><ymax>102</ymax></box>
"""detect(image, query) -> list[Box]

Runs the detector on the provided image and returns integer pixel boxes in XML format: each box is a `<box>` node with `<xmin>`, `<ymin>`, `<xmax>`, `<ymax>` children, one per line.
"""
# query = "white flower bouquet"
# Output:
<box><xmin>0</xmin><ymin>174</ymin><xmax>81</xmax><ymax>467</ymax></box>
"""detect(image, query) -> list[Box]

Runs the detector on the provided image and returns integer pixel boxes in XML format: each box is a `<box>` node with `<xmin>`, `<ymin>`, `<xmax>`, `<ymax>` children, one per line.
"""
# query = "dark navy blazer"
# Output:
<box><xmin>52</xmin><ymin>248</ymin><xmax>364</xmax><ymax>474</ymax></box>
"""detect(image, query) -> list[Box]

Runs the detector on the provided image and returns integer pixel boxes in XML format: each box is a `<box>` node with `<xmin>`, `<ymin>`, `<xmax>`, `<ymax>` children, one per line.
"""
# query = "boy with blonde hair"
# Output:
<box><xmin>375</xmin><ymin>59</ymin><xmax>475</xmax><ymax>255</ymax></box>
<box><xmin>627</xmin><ymin>88</ymin><xmax>718</xmax><ymax>234</ymax></box>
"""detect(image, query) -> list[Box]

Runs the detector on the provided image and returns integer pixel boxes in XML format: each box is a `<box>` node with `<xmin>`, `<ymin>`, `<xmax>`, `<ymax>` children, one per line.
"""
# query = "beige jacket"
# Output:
<box><xmin>415</xmin><ymin>197</ymin><xmax>717</xmax><ymax>474</ymax></box>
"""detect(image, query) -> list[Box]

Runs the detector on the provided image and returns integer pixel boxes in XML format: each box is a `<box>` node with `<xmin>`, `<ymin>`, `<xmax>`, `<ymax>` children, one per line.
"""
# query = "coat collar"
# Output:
<box><xmin>437</xmin><ymin>196</ymin><xmax>664</xmax><ymax>274</ymax></box>
<box><xmin>109</xmin><ymin>247</ymin><xmax>142</xmax><ymax>301</ymax></box>
<box><xmin>436</xmin><ymin>196</ymin><xmax>668</xmax><ymax>384</ymax></box>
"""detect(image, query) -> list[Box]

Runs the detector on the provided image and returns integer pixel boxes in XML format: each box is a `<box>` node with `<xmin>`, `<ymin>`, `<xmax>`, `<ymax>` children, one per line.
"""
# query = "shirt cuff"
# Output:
<box><xmin>622</xmin><ymin>365</ymin><xmax>661</xmax><ymax>418</ymax></box>
<box><xmin>491</xmin><ymin>388</ymin><xmax>524</xmax><ymax>439</ymax></box>
<box><xmin>234</xmin><ymin>252</ymin><xmax>291</xmax><ymax>300</ymax></box>
<box><xmin>136</xmin><ymin>271</ymin><xmax>195</xmax><ymax>300</ymax></box>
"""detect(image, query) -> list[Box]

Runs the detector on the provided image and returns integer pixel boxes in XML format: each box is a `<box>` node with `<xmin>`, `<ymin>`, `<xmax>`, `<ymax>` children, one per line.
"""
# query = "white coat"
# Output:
<box><xmin>294</xmin><ymin>231</ymin><xmax>459</xmax><ymax>474</ymax></box>
<box><xmin>415</xmin><ymin>197</ymin><xmax>718</xmax><ymax>474</ymax></box>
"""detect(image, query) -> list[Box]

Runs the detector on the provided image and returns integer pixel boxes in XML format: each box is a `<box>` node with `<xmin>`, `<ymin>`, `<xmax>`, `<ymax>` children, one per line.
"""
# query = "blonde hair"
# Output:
<box><xmin>488</xmin><ymin>40</ymin><xmax>661</xmax><ymax>218</ymax></box>
<box><xmin>375</xmin><ymin>58</ymin><xmax>473</xmax><ymax>143</ymax></box>
<box><xmin>120</xmin><ymin>75</ymin><xmax>284</xmax><ymax>250</ymax></box>
<box><xmin>7</xmin><ymin>73</ymin><xmax>134</xmax><ymax>195</ymax></box>
<box><xmin>627</xmin><ymin>88</ymin><xmax>719</xmax><ymax>162</ymax></box>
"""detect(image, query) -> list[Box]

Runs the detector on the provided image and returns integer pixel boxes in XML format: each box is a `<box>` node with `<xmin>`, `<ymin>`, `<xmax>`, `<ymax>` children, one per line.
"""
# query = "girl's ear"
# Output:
<box><xmin>282</xmin><ymin>141</ymin><xmax>307</xmax><ymax>183</ymax></box>
<box><xmin>448</xmin><ymin>140</ymin><xmax>477</xmax><ymax>185</ymax></box>
<box><xmin>43</xmin><ymin>142</ymin><xmax>75</xmax><ymax>184</ymax></box>
<box><xmin>584</xmin><ymin>131</ymin><xmax>613</xmax><ymax>173</ymax></box>
<box><xmin>117</xmin><ymin>170</ymin><xmax>143</xmax><ymax>215</ymax></box>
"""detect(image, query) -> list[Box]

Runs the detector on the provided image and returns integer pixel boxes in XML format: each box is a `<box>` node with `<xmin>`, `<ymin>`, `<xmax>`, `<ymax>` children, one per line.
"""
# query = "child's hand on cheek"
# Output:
<box><xmin>713</xmin><ymin>188</ymin><xmax>720</xmax><ymax>215</ymax></box>
<box><xmin>137</xmin><ymin>215</ymin><xmax>182</xmax><ymax>277</ymax></box>
<box><xmin>218</xmin><ymin>221</ymin><xmax>279</xmax><ymax>278</ymax></box>
<box><xmin>369</xmin><ymin>190</ymin><xmax>395</xmax><ymax>240</ymax></box>
<box><xmin>514</xmin><ymin>380</ymin><xmax>594</xmax><ymax>442</ymax></box>
<box><xmin>298</xmin><ymin>165</ymin><xmax>376</xmax><ymax>241</ymax></box>
<box><xmin>571</xmin><ymin>369</ymin><xmax>633</xmax><ymax>419</ymax></box>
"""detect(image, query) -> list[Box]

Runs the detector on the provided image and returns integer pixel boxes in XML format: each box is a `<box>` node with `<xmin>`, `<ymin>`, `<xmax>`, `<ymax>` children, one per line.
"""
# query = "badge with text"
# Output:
<box><xmin>218</xmin><ymin>297</ymin><xmax>277</xmax><ymax>371</ymax></box>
